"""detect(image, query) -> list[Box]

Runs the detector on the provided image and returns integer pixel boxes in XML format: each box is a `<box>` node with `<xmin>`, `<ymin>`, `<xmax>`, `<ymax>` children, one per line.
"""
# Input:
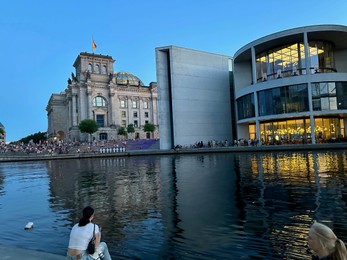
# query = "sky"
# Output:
<box><xmin>1</xmin><ymin>0</ymin><xmax>347</xmax><ymax>142</ymax></box>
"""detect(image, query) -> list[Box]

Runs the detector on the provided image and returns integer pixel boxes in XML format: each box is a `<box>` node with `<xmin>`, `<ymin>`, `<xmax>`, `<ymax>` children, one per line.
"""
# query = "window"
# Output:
<box><xmin>121</xmin><ymin>111</ymin><xmax>126</xmax><ymax>117</ymax></box>
<box><xmin>237</xmin><ymin>93</ymin><xmax>255</xmax><ymax>120</ymax></box>
<box><xmin>143</xmin><ymin>101</ymin><xmax>148</xmax><ymax>109</ymax></box>
<box><xmin>132</xmin><ymin>100</ymin><xmax>137</xmax><ymax>108</ymax></box>
<box><xmin>312</xmin><ymin>82</ymin><xmax>341</xmax><ymax>111</ymax></box>
<box><xmin>144</xmin><ymin>112</ymin><xmax>149</xmax><ymax>118</ymax></box>
<box><xmin>95</xmin><ymin>64</ymin><xmax>100</xmax><ymax>73</ymax></box>
<box><xmin>96</xmin><ymin>114</ymin><xmax>104</xmax><ymax>127</ymax></box>
<box><xmin>121</xmin><ymin>120</ymin><xmax>126</xmax><ymax>127</ymax></box>
<box><xmin>145</xmin><ymin>120</ymin><xmax>149</xmax><ymax>124</ymax></box>
<box><xmin>256</xmin><ymin>41</ymin><xmax>335</xmax><ymax>82</ymax></box>
<box><xmin>120</xmin><ymin>100</ymin><xmax>126</xmax><ymax>108</ymax></box>
<box><xmin>88</xmin><ymin>63</ymin><xmax>92</xmax><ymax>72</ymax></box>
<box><xmin>257</xmin><ymin>84</ymin><xmax>308</xmax><ymax>116</ymax></box>
<box><xmin>133</xmin><ymin>111</ymin><xmax>138</xmax><ymax>118</ymax></box>
<box><xmin>93</xmin><ymin>96</ymin><xmax>106</xmax><ymax>107</ymax></box>
<box><xmin>101</xmin><ymin>65</ymin><xmax>107</xmax><ymax>74</ymax></box>
<box><xmin>99</xmin><ymin>133</ymin><xmax>107</xmax><ymax>140</ymax></box>
<box><xmin>134</xmin><ymin>120</ymin><xmax>138</xmax><ymax>127</ymax></box>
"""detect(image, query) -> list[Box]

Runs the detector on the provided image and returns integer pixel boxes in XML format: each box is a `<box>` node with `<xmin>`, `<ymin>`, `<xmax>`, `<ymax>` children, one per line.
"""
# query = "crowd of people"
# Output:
<box><xmin>0</xmin><ymin>139</ymin><xmax>128</xmax><ymax>155</ymax></box>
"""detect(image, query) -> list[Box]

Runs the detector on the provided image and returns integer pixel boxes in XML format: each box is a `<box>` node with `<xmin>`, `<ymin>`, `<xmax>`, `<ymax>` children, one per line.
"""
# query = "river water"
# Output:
<box><xmin>0</xmin><ymin>150</ymin><xmax>347</xmax><ymax>259</ymax></box>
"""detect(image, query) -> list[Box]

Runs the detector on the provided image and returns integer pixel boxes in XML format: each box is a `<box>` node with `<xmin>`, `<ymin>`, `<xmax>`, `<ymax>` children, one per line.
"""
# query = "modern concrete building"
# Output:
<box><xmin>47</xmin><ymin>52</ymin><xmax>159</xmax><ymax>142</ymax></box>
<box><xmin>156</xmin><ymin>46</ymin><xmax>233</xmax><ymax>149</ymax></box>
<box><xmin>234</xmin><ymin>24</ymin><xmax>347</xmax><ymax>144</ymax></box>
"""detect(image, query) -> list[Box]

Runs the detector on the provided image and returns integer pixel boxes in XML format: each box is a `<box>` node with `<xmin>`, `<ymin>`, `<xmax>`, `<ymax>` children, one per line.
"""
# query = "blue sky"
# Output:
<box><xmin>1</xmin><ymin>0</ymin><xmax>347</xmax><ymax>142</ymax></box>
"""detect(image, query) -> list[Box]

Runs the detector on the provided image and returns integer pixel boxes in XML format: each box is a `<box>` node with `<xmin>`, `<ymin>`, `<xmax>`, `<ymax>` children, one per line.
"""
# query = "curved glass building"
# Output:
<box><xmin>233</xmin><ymin>25</ymin><xmax>347</xmax><ymax>144</ymax></box>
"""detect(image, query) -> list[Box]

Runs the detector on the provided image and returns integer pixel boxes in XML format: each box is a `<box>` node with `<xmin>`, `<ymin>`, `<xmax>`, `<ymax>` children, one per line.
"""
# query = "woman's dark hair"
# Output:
<box><xmin>78</xmin><ymin>206</ymin><xmax>94</xmax><ymax>226</ymax></box>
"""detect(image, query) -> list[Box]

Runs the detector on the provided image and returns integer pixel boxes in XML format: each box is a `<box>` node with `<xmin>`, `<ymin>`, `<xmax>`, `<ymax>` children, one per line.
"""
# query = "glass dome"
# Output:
<box><xmin>115</xmin><ymin>72</ymin><xmax>144</xmax><ymax>86</ymax></box>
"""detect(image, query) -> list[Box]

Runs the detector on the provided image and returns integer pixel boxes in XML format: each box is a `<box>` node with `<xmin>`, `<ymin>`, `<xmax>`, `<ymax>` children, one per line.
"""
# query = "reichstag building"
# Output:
<box><xmin>47</xmin><ymin>52</ymin><xmax>158</xmax><ymax>142</ymax></box>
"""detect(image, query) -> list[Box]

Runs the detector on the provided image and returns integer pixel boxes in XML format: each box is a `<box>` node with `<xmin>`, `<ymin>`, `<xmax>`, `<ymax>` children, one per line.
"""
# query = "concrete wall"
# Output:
<box><xmin>156</xmin><ymin>46</ymin><xmax>233</xmax><ymax>149</ymax></box>
<box><xmin>335</xmin><ymin>49</ymin><xmax>347</xmax><ymax>72</ymax></box>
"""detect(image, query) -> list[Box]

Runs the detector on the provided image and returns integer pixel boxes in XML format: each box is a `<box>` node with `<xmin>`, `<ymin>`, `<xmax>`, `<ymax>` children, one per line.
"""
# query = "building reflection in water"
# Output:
<box><xmin>237</xmin><ymin>151</ymin><xmax>347</xmax><ymax>259</ymax></box>
<box><xmin>25</xmin><ymin>150</ymin><xmax>347</xmax><ymax>259</ymax></box>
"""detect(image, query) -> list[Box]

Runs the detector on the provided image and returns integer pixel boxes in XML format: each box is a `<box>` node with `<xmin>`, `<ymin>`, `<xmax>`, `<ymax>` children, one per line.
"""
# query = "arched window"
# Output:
<box><xmin>101</xmin><ymin>65</ymin><xmax>107</xmax><ymax>74</ymax></box>
<box><xmin>95</xmin><ymin>64</ymin><xmax>100</xmax><ymax>73</ymax></box>
<box><xmin>88</xmin><ymin>63</ymin><xmax>92</xmax><ymax>72</ymax></box>
<box><xmin>93</xmin><ymin>96</ymin><xmax>106</xmax><ymax>107</ymax></box>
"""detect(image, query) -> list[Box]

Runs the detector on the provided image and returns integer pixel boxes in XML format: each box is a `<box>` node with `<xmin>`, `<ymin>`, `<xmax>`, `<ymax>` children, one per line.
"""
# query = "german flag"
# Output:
<box><xmin>92</xmin><ymin>39</ymin><xmax>97</xmax><ymax>51</ymax></box>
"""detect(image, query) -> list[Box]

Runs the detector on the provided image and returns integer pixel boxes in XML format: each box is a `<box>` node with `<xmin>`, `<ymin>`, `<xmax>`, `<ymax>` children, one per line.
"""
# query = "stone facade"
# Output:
<box><xmin>0</xmin><ymin>122</ymin><xmax>5</xmax><ymax>143</ymax></box>
<box><xmin>46</xmin><ymin>52</ymin><xmax>158</xmax><ymax>142</ymax></box>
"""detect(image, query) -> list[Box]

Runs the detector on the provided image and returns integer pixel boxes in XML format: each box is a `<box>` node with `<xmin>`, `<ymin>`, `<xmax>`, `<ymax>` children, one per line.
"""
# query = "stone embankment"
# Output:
<box><xmin>1</xmin><ymin>143</ymin><xmax>347</xmax><ymax>163</ymax></box>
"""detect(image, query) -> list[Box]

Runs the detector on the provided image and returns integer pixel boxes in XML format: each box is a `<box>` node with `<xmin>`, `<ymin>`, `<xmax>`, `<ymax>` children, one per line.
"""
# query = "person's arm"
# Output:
<box><xmin>94</xmin><ymin>228</ymin><xmax>101</xmax><ymax>247</ymax></box>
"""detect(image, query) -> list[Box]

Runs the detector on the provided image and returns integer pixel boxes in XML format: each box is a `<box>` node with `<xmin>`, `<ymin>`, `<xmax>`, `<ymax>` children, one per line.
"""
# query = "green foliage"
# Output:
<box><xmin>127</xmin><ymin>124</ymin><xmax>135</xmax><ymax>134</ymax></box>
<box><xmin>19</xmin><ymin>131</ymin><xmax>47</xmax><ymax>144</ymax></box>
<box><xmin>143</xmin><ymin>123</ymin><xmax>156</xmax><ymax>133</ymax></box>
<box><xmin>79</xmin><ymin>119</ymin><xmax>99</xmax><ymax>134</ymax></box>
<box><xmin>0</xmin><ymin>128</ymin><xmax>4</xmax><ymax>136</ymax></box>
<box><xmin>118</xmin><ymin>127</ymin><xmax>127</xmax><ymax>136</ymax></box>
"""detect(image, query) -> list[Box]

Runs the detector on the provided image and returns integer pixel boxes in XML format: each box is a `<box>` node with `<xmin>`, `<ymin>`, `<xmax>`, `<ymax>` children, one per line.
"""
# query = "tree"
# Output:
<box><xmin>19</xmin><ymin>131</ymin><xmax>47</xmax><ymax>144</ymax></box>
<box><xmin>127</xmin><ymin>124</ymin><xmax>135</xmax><ymax>139</ymax></box>
<box><xmin>0</xmin><ymin>128</ymin><xmax>4</xmax><ymax>136</ymax></box>
<box><xmin>79</xmin><ymin>119</ymin><xmax>98</xmax><ymax>142</ymax></box>
<box><xmin>143</xmin><ymin>123</ymin><xmax>156</xmax><ymax>138</ymax></box>
<box><xmin>117</xmin><ymin>127</ymin><xmax>127</xmax><ymax>139</ymax></box>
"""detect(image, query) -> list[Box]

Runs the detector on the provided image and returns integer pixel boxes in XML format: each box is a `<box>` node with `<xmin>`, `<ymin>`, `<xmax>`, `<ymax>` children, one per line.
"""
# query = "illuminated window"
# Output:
<box><xmin>256</xmin><ymin>41</ymin><xmax>335</xmax><ymax>83</ymax></box>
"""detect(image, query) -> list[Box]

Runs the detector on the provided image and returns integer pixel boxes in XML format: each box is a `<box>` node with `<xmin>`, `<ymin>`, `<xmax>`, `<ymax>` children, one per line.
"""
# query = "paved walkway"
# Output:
<box><xmin>0</xmin><ymin>245</ymin><xmax>65</xmax><ymax>259</ymax></box>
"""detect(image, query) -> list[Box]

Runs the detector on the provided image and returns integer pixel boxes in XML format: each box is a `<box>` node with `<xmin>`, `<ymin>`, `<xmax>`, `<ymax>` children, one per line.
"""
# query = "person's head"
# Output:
<box><xmin>308</xmin><ymin>221</ymin><xmax>347</xmax><ymax>260</ymax></box>
<box><xmin>78</xmin><ymin>206</ymin><xmax>94</xmax><ymax>226</ymax></box>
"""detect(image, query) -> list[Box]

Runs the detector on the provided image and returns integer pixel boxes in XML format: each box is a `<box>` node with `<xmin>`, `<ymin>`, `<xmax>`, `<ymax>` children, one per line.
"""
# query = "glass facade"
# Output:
<box><xmin>254</xmin><ymin>117</ymin><xmax>344</xmax><ymax>144</ymax></box>
<box><xmin>239</xmin><ymin>81</ymin><xmax>347</xmax><ymax>143</ymax></box>
<box><xmin>258</xmin><ymin>84</ymin><xmax>308</xmax><ymax>116</ymax></box>
<box><xmin>256</xmin><ymin>41</ymin><xmax>335</xmax><ymax>82</ymax></box>
<box><xmin>237</xmin><ymin>93</ymin><xmax>255</xmax><ymax>120</ymax></box>
<box><xmin>312</xmin><ymin>82</ymin><xmax>347</xmax><ymax>110</ymax></box>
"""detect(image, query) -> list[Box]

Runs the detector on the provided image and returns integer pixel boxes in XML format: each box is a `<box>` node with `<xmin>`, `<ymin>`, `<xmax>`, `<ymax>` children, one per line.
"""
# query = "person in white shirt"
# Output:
<box><xmin>67</xmin><ymin>206</ymin><xmax>112</xmax><ymax>260</ymax></box>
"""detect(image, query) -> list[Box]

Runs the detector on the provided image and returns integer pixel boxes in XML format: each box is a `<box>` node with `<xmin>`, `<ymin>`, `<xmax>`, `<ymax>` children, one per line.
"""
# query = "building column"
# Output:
<box><xmin>126</xmin><ymin>96</ymin><xmax>130</xmax><ymax>126</ymax></box>
<box><xmin>138</xmin><ymin>98</ymin><xmax>142</xmax><ymax>128</ymax></box>
<box><xmin>87</xmin><ymin>87</ymin><xmax>92</xmax><ymax>119</ymax></box>
<box><xmin>304</xmin><ymin>32</ymin><xmax>311</xmax><ymax>74</ymax></box>
<box><xmin>109</xmin><ymin>92</ymin><xmax>115</xmax><ymax>126</ymax></box>
<box><xmin>79</xmin><ymin>87</ymin><xmax>86</xmax><ymax>120</ymax></box>
<box><xmin>251</xmin><ymin>47</ymin><xmax>257</xmax><ymax>84</ymax></box>
<box><xmin>72</xmin><ymin>94</ymin><xmax>77</xmax><ymax>126</ymax></box>
<box><xmin>254</xmin><ymin>90</ymin><xmax>261</xmax><ymax>144</ymax></box>
<box><xmin>307</xmin><ymin>82</ymin><xmax>316</xmax><ymax>144</ymax></box>
<box><xmin>68</xmin><ymin>96</ymin><xmax>72</xmax><ymax>128</ymax></box>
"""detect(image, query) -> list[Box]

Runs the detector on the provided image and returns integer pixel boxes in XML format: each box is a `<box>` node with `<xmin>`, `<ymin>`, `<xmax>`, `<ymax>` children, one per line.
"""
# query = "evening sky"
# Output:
<box><xmin>1</xmin><ymin>0</ymin><xmax>347</xmax><ymax>142</ymax></box>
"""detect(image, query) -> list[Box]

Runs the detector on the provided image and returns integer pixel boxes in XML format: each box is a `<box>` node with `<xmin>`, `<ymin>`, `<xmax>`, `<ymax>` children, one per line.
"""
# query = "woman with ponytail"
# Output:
<box><xmin>308</xmin><ymin>221</ymin><xmax>347</xmax><ymax>260</ymax></box>
<box><xmin>67</xmin><ymin>206</ymin><xmax>112</xmax><ymax>260</ymax></box>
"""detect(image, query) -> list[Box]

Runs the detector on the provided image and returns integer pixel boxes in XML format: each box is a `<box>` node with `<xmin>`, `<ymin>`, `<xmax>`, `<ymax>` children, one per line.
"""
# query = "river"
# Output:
<box><xmin>0</xmin><ymin>150</ymin><xmax>346</xmax><ymax>259</ymax></box>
